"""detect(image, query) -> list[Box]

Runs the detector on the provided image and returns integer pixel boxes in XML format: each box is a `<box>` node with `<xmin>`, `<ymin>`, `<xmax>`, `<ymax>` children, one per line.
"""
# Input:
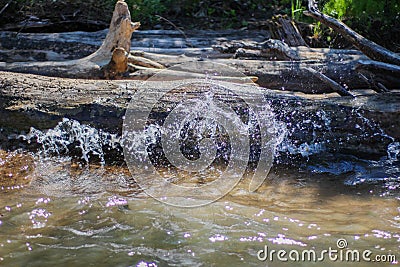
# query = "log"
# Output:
<box><xmin>304</xmin><ymin>0</ymin><xmax>400</xmax><ymax>66</ymax></box>
<box><xmin>267</xmin><ymin>14</ymin><xmax>308</xmax><ymax>47</ymax></box>
<box><xmin>127</xmin><ymin>51</ymin><xmax>372</xmax><ymax>93</ymax></box>
<box><xmin>213</xmin><ymin>39</ymin><xmax>301</xmax><ymax>60</ymax></box>
<box><xmin>1</xmin><ymin>41</ymin><xmax>377</xmax><ymax>93</ymax></box>
<box><xmin>0</xmin><ymin>29</ymin><xmax>269</xmax><ymax>60</ymax></box>
<box><xmin>356</xmin><ymin>60</ymin><xmax>400</xmax><ymax>91</ymax></box>
<box><xmin>0</xmin><ymin>71</ymin><xmax>399</xmax><ymax>162</ymax></box>
<box><xmin>0</xmin><ymin>0</ymin><xmax>141</xmax><ymax>78</ymax></box>
<box><xmin>212</xmin><ymin>40</ymin><xmax>369</xmax><ymax>61</ymax></box>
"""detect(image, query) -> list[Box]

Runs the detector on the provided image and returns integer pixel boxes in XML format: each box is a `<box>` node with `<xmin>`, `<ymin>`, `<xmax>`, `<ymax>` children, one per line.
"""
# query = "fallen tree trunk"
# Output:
<box><xmin>212</xmin><ymin>40</ymin><xmax>365</xmax><ymax>61</ymax></box>
<box><xmin>0</xmin><ymin>0</ymin><xmax>141</xmax><ymax>78</ymax></box>
<box><xmin>304</xmin><ymin>0</ymin><xmax>400</xmax><ymax>66</ymax></box>
<box><xmin>126</xmin><ymin>52</ymin><xmax>370</xmax><ymax>93</ymax></box>
<box><xmin>0</xmin><ymin>29</ymin><xmax>269</xmax><ymax>55</ymax></box>
<box><xmin>0</xmin><ymin>41</ymin><xmax>374</xmax><ymax>93</ymax></box>
<box><xmin>0</xmin><ymin>71</ymin><xmax>398</xmax><ymax>161</ymax></box>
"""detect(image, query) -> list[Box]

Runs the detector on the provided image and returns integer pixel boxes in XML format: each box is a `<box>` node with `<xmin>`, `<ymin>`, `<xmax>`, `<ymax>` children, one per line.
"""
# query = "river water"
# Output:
<box><xmin>0</xmin><ymin>150</ymin><xmax>399</xmax><ymax>266</ymax></box>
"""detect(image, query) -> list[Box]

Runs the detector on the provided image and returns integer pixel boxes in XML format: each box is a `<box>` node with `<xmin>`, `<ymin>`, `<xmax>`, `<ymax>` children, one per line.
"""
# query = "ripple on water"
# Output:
<box><xmin>0</xmin><ymin>151</ymin><xmax>399</xmax><ymax>266</ymax></box>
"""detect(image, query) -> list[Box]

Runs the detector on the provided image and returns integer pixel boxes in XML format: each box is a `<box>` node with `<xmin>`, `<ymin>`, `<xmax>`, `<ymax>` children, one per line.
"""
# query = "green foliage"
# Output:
<box><xmin>322</xmin><ymin>0</ymin><xmax>400</xmax><ymax>23</ymax></box>
<box><xmin>291</xmin><ymin>0</ymin><xmax>306</xmax><ymax>21</ymax></box>
<box><xmin>322</xmin><ymin>0</ymin><xmax>351</xmax><ymax>19</ymax></box>
<box><xmin>124</xmin><ymin>0</ymin><xmax>166</xmax><ymax>24</ymax></box>
<box><xmin>319</xmin><ymin>0</ymin><xmax>400</xmax><ymax>47</ymax></box>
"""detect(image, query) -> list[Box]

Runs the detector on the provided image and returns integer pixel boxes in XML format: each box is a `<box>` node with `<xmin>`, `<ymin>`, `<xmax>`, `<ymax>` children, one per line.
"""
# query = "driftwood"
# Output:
<box><xmin>0</xmin><ymin>71</ymin><xmax>398</xmax><ymax>161</ymax></box>
<box><xmin>210</xmin><ymin>41</ymin><xmax>398</xmax><ymax>94</ymax></box>
<box><xmin>210</xmin><ymin>1</ymin><xmax>400</xmax><ymax>94</ymax></box>
<box><xmin>125</xmin><ymin>50</ymin><xmax>372</xmax><ymax>93</ymax></box>
<box><xmin>213</xmin><ymin>39</ymin><xmax>301</xmax><ymax>60</ymax></box>
<box><xmin>0</xmin><ymin>1</ymin><xmax>157</xmax><ymax>79</ymax></box>
<box><xmin>305</xmin><ymin>67</ymin><xmax>353</xmax><ymax>97</ymax></box>
<box><xmin>0</xmin><ymin>29</ymin><xmax>269</xmax><ymax>56</ymax></box>
<box><xmin>0</xmin><ymin>30</ymin><xmax>378</xmax><ymax>93</ymax></box>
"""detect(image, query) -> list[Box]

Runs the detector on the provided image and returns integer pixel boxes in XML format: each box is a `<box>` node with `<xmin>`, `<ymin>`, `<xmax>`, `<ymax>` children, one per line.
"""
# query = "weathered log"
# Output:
<box><xmin>0</xmin><ymin>48</ymin><xmax>73</xmax><ymax>62</ymax></box>
<box><xmin>0</xmin><ymin>29</ymin><xmax>269</xmax><ymax>59</ymax></box>
<box><xmin>213</xmin><ymin>39</ymin><xmax>301</xmax><ymax>60</ymax></box>
<box><xmin>267</xmin><ymin>14</ymin><xmax>308</xmax><ymax>47</ymax></box>
<box><xmin>0</xmin><ymin>1</ymin><xmax>141</xmax><ymax>78</ymax></box>
<box><xmin>304</xmin><ymin>0</ymin><xmax>400</xmax><ymax>66</ymax></box>
<box><xmin>212</xmin><ymin>39</ymin><xmax>373</xmax><ymax>62</ymax></box>
<box><xmin>1</xmin><ymin>40</ymin><xmax>377</xmax><ymax>93</ymax></box>
<box><xmin>0</xmin><ymin>71</ymin><xmax>398</xmax><ymax>161</ymax></box>
<box><xmin>128</xmin><ymin>51</ymin><xmax>372</xmax><ymax>93</ymax></box>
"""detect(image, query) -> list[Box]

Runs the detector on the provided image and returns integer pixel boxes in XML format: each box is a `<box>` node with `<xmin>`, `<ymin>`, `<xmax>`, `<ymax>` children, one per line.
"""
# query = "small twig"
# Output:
<box><xmin>358</xmin><ymin>73</ymin><xmax>389</xmax><ymax>93</ymax></box>
<box><xmin>0</xmin><ymin>0</ymin><xmax>12</xmax><ymax>16</ymax></box>
<box><xmin>155</xmin><ymin>15</ymin><xmax>193</xmax><ymax>47</ymax></box>
<box><xmin>376</xmin><ymin>82</ymin><xmax>389</xmax><ymax>92</ymax></box>
<box><xmin>305</xmin><ymin>67</ymin><xmax>354</xmax><ymax>97</ymax></box>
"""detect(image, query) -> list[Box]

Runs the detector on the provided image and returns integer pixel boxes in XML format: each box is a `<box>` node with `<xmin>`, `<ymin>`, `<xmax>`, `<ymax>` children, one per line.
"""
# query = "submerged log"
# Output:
<box><xmin>0</xmin><ymin>71</ymin><xmax>398</xmax><ymax>161</ymax></box>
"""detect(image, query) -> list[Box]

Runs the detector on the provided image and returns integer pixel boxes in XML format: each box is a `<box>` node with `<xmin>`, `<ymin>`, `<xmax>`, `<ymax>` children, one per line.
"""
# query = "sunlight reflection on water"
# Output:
<box><xmin>0</xmin><ymin>153</ymin><xmax>398</xmax><ymax>266</ymax></box>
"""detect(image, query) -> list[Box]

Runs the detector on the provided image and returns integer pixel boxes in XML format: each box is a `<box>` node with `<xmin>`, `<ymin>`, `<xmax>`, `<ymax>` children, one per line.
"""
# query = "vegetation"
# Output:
<box><xmin>320</xmin><ymin>0</ymin><xmax>400</xmax><ymax>48</ymax></box>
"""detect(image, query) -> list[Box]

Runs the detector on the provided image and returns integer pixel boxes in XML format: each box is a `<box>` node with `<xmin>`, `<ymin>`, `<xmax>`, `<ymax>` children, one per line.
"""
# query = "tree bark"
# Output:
<box><xmin>267</xmin><ymin>14</ymin><xmax>308</xmax><ymax>47</ymax></box>
<box><xmin>126</xmin><ymin>51</ymin><xmax>372</xmax><ymax>93</ymax></box>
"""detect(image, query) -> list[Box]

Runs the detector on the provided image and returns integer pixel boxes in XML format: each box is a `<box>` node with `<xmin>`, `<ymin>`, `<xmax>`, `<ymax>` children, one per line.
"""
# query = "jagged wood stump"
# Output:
<box><xmin>0</xmin><ymin>0</ymin><xmax>162</xmax><ymax>79</ymax></box>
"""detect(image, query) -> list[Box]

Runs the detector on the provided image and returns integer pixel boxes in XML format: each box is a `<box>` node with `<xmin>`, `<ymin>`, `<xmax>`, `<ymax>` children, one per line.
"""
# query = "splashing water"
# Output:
<box><xmin>387</xmin><ymin>142</ymin><xmax>400</xmax><ymax>162</ymax></box>
<box><xmin>19</xmin><ymin>118</ymin><xmax>121</xmax><ymax>165</ymax></box>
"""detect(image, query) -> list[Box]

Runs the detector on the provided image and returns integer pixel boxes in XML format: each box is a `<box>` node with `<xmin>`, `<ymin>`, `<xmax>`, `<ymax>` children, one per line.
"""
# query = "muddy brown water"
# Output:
<box><xmin>0</xmin><ymin>151</ymin><xmax>399</xmax><ymax>266</ymax></box>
